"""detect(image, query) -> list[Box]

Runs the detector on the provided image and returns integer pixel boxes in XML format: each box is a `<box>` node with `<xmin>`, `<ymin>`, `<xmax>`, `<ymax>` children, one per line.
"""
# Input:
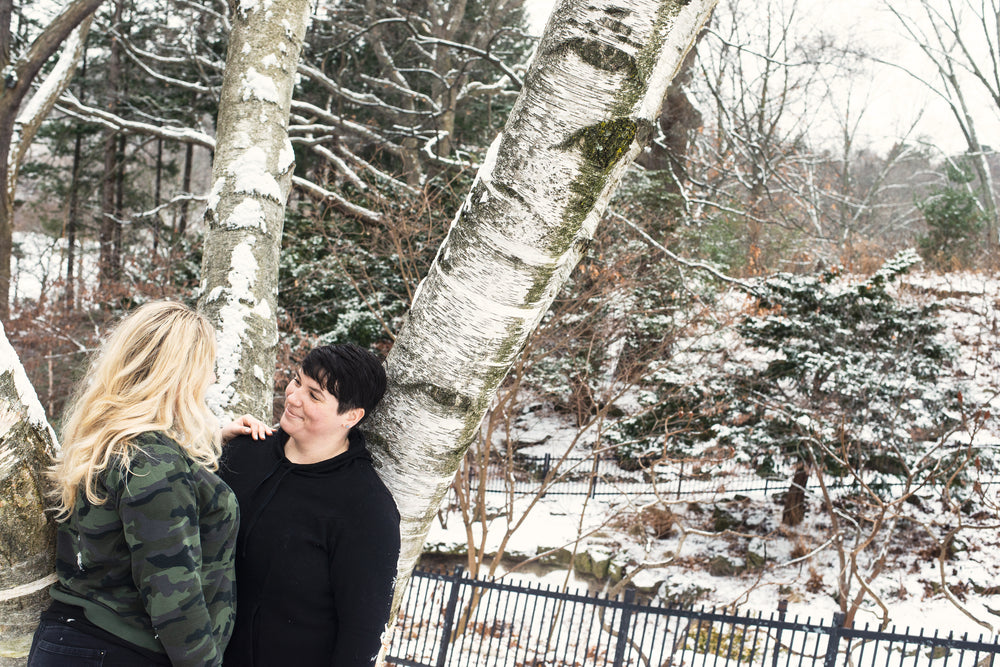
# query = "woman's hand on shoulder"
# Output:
<box><xmin>221</xmin><ymin>415</ymin><xmax>274</xmax><ymax>443</ymax></box>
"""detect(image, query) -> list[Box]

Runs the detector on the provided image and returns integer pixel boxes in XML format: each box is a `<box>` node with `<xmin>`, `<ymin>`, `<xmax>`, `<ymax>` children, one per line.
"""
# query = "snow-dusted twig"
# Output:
<box><xmin>130</xmin><ymin>194</ymin><xmax>208</xmax><ymax>220</ymax></box>
<box><xmin>105</xmin><ymin>28</ymin><xmax>215</xmax><ymax>93</ymax></box>
<box><xmin>56</xmin><ymin>93</ymin><xmax>216</xmax><ymax>148</ymax></box>
<box><xmin>608</xmin><ymin>210</ymin><xmax>759</xmax><ymax>294</ymax></box>
<box><xmin>290</xmin><ymin>176</ymin><xmax>384</xmax><ymax>224</ymax></box>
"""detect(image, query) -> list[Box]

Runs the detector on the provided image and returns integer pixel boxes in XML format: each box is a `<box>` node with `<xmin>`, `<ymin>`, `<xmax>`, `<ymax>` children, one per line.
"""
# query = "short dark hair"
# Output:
<box><xmin>300</xmin><ymin>343</ymin><xmax>387</xmax><ymax>425</ymax></box>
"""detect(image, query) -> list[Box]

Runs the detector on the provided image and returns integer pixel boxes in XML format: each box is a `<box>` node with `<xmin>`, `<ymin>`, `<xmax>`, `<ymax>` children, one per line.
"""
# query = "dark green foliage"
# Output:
<box><xmin>740</xmin><ymin>251</ymin><xmax>947</xmax><ymax>392</ymax></box>
<box><xmin>722</xmin><ymin>250</ymin><xmax>964</xmax><ymax>478</ymax></box>
<box><xmin>918</xmin><ymin>160</ymin><xmax>986</xmax><ymax>269</ymax></box>
<box><xmin>605</xmin><ymin>374</ymin><xmax>723</xmax><ymax>466</ymax></box>
<box><xmin>279</xmin><ymin>214</ymin><xmax>400</xmax><ymax>347</ymax></box>
<box><xmin>608</xmin><ymin>250</ymin><xmax>970</xmax><ymax>485</ymax></box>
<box><xmin>277</xmin><ymin>200</ymin><xmax>451</xmax><ymax>347</ymax></box>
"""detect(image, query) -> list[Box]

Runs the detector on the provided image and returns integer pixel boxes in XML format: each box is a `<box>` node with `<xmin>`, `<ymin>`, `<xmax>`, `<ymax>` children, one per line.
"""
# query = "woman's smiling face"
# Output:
<box><xmin>280</xmin><ymin>369</ymin><xmax>358</xmax><ymax>445</ymax></box>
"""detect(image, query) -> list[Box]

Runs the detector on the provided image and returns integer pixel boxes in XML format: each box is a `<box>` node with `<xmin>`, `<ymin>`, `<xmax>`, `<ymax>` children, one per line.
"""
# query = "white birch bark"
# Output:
<box><xmin>10</xmin><ymin>19</ymin><xmax>93</xmax><ymax>192</ymax></box>
<box><xmin>0</xmin><ymin>323</ymin><xmax>58</xmax><ymax>663</ymax></box>
<box><xmin>198</xmin><ymin>0</ymin><xmax>311</xmax><ymax>418</ymax></box>
<box><xmin>0</xmin><ymin>22</ymin><xmax>89</xmax><ymax>644</ymax></box>
<box><xmin>365</xmin><ymin>0</ymin><xmax>718</xmax><ymax>651</ymax></box>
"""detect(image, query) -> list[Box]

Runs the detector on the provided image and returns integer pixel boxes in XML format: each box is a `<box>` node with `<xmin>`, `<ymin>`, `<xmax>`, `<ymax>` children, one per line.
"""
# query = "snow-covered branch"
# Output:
<box><xmin>56</xmin><ymin>93</ymin><xmax>216</xmax><ymax>148</ymax></box>
<box><xmin>608</xmin><ymin>210</ymin><xmax>759</xmax><ymax>294</ymax></box>
<box><xmin>12</xmin><ymin>18</ymin><xmax>93</xmax><ymax>175</ymax></box>
<box><xmin>291</xmin><ymin>176</ymin><xmax>385</xmax><ymax>224</ymax></box>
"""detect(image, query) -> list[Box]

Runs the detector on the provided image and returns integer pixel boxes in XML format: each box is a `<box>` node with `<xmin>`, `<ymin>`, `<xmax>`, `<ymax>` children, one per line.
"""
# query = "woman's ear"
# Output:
<box><xmin>345</xmin><ymin>407</ymin><xmax>365</xmax><ymax>429</ymax></box>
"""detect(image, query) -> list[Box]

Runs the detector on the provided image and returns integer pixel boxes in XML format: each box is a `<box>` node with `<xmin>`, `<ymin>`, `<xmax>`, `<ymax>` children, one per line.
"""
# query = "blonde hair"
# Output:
<box><xmin>51</xmin><ymin>301</ymin><xmax>221</xmax><ymax>518</ymax></box>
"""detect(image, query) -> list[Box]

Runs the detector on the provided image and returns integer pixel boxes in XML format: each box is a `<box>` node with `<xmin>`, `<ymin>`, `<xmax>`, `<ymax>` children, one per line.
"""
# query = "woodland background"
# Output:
<box><xmin>3</xmin><ymin>0</ymin><xmax>1000</xmax><ymax>648</ymax></box>
<box><xmin>9</xmin><ymin>0</ymin><xmax>999</xmax><ymax>415</ymax></box>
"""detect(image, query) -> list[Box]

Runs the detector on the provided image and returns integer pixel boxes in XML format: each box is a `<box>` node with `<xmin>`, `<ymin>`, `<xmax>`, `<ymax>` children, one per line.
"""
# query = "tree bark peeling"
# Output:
<box><xmin>0</xmin><ymin>324</ymin><xmax>58</xmax><ymax>663</ymax></box>
<box><xmin>365</xmin><ymin>0</ymin><xmax>718</xmax><ymax>643</ymax></box>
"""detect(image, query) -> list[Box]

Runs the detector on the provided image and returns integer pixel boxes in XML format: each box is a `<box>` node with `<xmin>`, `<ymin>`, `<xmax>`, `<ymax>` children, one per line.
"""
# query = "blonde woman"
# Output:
<box><xmin>27</xmin><ymin>301</ymin><xmax>238</xmax><ymax>667</ymax></box>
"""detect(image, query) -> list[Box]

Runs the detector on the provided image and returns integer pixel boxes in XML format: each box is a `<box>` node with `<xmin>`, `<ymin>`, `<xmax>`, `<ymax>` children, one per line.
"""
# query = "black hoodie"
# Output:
<box><xmin>219</xmin><ymin>429</ymin><xmax>400</xmax><ymax>666</ymax></box>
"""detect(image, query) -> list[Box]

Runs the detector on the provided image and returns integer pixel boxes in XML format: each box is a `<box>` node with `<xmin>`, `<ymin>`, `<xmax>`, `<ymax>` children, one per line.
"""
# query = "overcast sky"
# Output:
<box><xmin>524</xmin><ymin>0</ymin><xmax>1000</xmax><ymax>157</ymax></box>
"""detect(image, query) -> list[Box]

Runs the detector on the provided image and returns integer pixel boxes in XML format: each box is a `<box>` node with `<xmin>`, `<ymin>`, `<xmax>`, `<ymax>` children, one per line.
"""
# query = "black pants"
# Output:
<box><xmin>27</xmin><ymin>620</ymin><xmax>167</xmax><ymax>667</ymax></box>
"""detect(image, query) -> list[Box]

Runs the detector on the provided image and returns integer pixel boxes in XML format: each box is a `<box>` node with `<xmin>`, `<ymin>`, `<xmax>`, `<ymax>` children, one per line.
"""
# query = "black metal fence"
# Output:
<box><xmin>388</xmin><ymin>568</ymin><xmax>1000</xmax><ymax>667</ymax></box>
<box><xmin>462</xmin><ymin>453</ymin><xmax>775</xmax><ymax>499</ymax></box>
<box><xmin>460</xmin><ymin>448</ymin><xmax>1000</xmax><ymax>500</ymax></box>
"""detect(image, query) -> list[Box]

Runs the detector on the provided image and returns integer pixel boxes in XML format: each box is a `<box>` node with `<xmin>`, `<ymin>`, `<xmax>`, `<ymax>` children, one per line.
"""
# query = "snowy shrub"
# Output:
<box><xmin>278</xmin><ymin>211</ymin><xmax>417</xmax><ymax>347</ymax></box>
<box><xmin>608</xmin><ymin>250</ymin><xmax>976</xmax><ymax>488</ymax></box>
<box><xmin>719</xmin><ymin>250</ymin><xmax>967</xmax><ymax>484</ymax></box>
<box><xmin>603</xmin><ymin>377</ymin><xmax>726</xmax><ymax>467</ymax></box>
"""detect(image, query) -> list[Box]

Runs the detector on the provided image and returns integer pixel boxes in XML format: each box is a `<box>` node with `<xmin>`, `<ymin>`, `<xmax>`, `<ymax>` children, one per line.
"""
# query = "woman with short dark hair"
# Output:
<box><xmin>220</xmin><ymin>343</ymin><xmax>400</xmax><ymax>667</ymax></box>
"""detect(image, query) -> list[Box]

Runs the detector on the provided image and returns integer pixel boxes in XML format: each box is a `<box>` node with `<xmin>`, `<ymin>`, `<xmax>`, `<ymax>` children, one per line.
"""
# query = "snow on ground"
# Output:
<box><xmin>425</xmin><ymin>269</ymin><xmax>1000</xmax><ymax>637</ymax></box>
<box><xmin>429</xmin><ymin>460</ymin><xmax>1000</xmax><ymax>637</ymax></box>
<box><xmin>11</xmin><ymin>234</ymin><xmax>1000</xmax><ymax>635</ymax></box>
<box><xmin>900</xmin><ymin>272</ymin><xmax>1000</xmax><ymax>420</ymax></box>
<box><xmin>10</xmin><ymin>232</ymin><xmax>98</xmax><ymax>305</ymax></box>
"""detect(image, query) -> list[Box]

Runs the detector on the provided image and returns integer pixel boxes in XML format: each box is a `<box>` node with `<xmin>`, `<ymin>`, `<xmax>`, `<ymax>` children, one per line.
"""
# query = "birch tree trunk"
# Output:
<box><xmin>198</xmin><ymin>0</ymin><xmax>310</xmax><ymax>419</ymax></box>
<box><xmin>365</xmin><ymin>0</ymin><xmax>718</xmax><ymax>644</ymax></box>
<box><xmin>0</xmin><ymin>323</ymin><xmax>58</xmax><ymax>664</ymax></box>
<box><xmin>0</xmin><ymin>14</ymin><xmax>95</xmax><ymax>658</ymax></box>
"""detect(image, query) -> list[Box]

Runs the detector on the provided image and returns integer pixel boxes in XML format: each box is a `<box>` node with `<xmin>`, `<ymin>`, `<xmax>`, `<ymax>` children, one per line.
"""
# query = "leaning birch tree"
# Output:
<box><xmin>0</xmin><ymin>324</ymin><xmax>58</xmax><ymax>663</ymax></box>
<box><xmin>365</xmin><ymin>0</ymin><xmax>718</xmax><ymax>630</ymax></box>
<box><xmin>198</xmin><ymin>0</ymin><xmax>311</xmax><ymax>419</ymax></box>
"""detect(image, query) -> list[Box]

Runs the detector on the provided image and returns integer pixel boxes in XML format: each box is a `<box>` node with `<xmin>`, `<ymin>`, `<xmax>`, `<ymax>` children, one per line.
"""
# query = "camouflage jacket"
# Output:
<box><xmin>50</xmin><ymin>432</ymin><xmax>239</xmax><ymax>667</ymax></box>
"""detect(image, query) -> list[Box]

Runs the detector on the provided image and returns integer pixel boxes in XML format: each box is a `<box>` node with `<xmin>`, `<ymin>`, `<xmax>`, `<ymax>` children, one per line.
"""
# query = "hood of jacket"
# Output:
<box><xmin>268</xmin><ymin>427</ymin><xmax>373</xmax><ymax>477</ymax></box>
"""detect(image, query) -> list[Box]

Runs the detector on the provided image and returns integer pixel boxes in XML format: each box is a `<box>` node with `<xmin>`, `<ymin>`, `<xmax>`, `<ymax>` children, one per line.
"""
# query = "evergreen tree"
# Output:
<box><xmin>918</xmin><ymin>160</ymin><xmax>986</xmax><ymax>269</ymax></box>
<box><xmin>608</xmin><ymin>251</ymin><xmax>972</xmax><ymax>500</ymax></box>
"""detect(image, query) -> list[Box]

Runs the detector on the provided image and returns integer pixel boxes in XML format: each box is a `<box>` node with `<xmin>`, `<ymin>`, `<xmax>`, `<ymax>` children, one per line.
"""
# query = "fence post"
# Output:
<box><xmin>611</xmin><ymin>588</ymin><xmax>637</xmax><ymax>667</ymax></box>
<box><xmin>770</xmin><ymin>599</ymin><xmax>788</xmax><ymax>667</ymax></box>
<box><xmin>539</xmin><ymin>453</ymin><xmax>552</xmax><ymax>498</ymax></box>
<box><xmin>677</xmin><ymin>460</ymin><xmax>684</xmax><ymax>499</ymax></box>
<box><xmin>823</xmin><ymin>612</ymin><xmax>846</xmax><ymax>667</ymax></box>
<box><xmin>588</xmin><ymin>453</ymin><xmax>599</xmax><ymax>498</ymax></box>
<box><xmin>435</xmin><ymin>566</ymin><xmax>464</xmax><ymax>667</ymax></box>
